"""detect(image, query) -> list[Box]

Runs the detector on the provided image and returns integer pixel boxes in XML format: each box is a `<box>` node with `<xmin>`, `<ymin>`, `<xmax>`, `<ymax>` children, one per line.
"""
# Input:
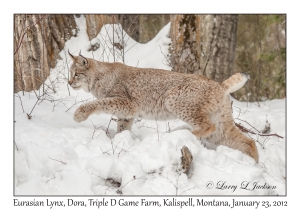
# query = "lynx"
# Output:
<box><xmin>68</xmin><ymin>51</ymin><xmax>259</xmax><ymax>163</ymax></box>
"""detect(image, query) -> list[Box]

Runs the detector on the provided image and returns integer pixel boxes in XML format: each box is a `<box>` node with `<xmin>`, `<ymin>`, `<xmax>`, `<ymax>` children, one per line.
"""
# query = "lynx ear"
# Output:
<box><xmin>68</xmin><ymin>49</ymin><xmax>75</xmax><ymax>61</ymax></box>
<box><xmin>79</xmin><ymin>52</ymin><xmax>89</xmax><ymax>68</ymax></box>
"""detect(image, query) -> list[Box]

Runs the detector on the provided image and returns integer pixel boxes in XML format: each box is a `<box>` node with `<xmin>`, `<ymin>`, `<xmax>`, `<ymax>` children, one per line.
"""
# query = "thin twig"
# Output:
<box><xmin>119</xmin><ymin>176</ymin><xmax>147</xmax><ymax>191</ymax></box>
<box><xmin>159</xmin><ymin>45</ymin><xmax>172</xmax><ymax>67</ymax></box>
<box><xmin>65</xmin><ymin>96</ymin><xmax>93</xmax><ymax>112</ymax></box>
<box><xmin>180</xmin><ymin>186</ymin><xmax>198</xmax><ymax>195</ymax></box>
<box><xmin>14</xmin><ymin>140</ymin><xmax>19</xmax><ymax>151</ymax></box>
<box><xmin>106</xmin><ymin>116</ymin><xmax>114</xmax><ymax>138</ymax></box>
<box><xmin>28</xmin><ymin>95</ymin><xmax>41</xmax><ymax>117</ymax></box>
<box><xmin>15</xmin><ymin>93</ymin><xmax>24</xmax><ymax>113</ymax></box>
<box><xmin>14</xmin><ymin>14</ymin><xmax>47</xmax><ymax>55</ymax></box>
<box><xmin>163</xmin><ymin>175</ymin><xmax>180</xmax><ymax>196</ymax></box>
<box><xmin>100</xmin><ymin>146</ymin><xmax>110</xmax><ymax>155</ymax></box>
<box><xmin>63</xmin><ymin>48</ymin><xmax>71</xmax><ymax>96</ymax></box>
<box><xmin>48</xmin><ymin>156</ymin><xmax>66</xmax><ymax>165</ymax></box>
<box><xmin>46</xmin><ymin>176</ymin><xmax>55</xmax><ymax>183</ymax></box>
<box><xmin>235</xmin><ymin>118</ymin><xmax>261</xmax><ymax>133</ymax></box>
<box><xmin>235</xmin><ymin>122</ymin><xmax>283</xmax><ymax>139</ymax></box>
<box><xmin>155</xmin><ymin>118</ymin><xmax>160</xmax><ymax>141</ymax></box>
<box><xmin>46</xmin><ymin>170</ymin><xmax>61</xmax><ymax>183</ymax></box>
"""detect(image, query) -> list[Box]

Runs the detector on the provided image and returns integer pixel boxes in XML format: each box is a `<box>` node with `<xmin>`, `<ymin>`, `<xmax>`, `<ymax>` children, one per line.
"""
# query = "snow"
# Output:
<box><xmin>14</xmin><ymin>15</ymin><xmax>286</xmax><ymax>196</ymax></box>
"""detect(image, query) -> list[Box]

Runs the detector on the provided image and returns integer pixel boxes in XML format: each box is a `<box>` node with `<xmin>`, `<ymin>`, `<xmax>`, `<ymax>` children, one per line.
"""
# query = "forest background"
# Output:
<box><xmin>14</xmin><ymin>14</ymin><xmax>286</xmax><ymax>102</ymax></box>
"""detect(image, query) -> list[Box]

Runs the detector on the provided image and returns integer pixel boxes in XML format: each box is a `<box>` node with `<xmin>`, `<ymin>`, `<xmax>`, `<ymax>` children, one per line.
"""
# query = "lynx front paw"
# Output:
<box><xmin>74</xmin><ymin>104</ymin><xmax>90</xmax><ymax>123</ymax></box>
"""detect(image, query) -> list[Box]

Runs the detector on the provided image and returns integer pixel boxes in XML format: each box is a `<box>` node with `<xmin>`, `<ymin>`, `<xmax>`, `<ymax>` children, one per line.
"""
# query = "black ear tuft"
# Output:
<box><xmin>79</xmin><ymin>54</ymin><xmax>89</xmax><ymax>68</ymax></box>
<box><xmin>68</xmin><ymin>49</ymin><xmax>75</xmax><ymax>60</ymax></box>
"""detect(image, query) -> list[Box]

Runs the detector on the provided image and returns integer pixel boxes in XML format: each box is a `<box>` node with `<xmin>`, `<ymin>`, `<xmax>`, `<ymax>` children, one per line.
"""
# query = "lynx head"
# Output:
<box><xmin>68</xmin><ymin>50</ymin><xmax>92</xmax><ymax>92</ymax></box>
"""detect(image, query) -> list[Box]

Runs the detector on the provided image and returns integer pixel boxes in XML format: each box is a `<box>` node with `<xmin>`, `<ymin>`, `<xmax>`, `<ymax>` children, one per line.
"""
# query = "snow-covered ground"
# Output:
<box><xmin>14</xmin><ymin>15</ymin><xmax>286</xmax><ymax>196</ymax></box>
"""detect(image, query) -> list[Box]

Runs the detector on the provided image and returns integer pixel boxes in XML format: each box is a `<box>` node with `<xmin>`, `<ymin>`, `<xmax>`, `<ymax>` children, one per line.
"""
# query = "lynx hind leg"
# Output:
<box><xmin>165</xmin><ymin>98</ymin><xmax>216</xmax><ymax>138</ymax></box>
<box><xmin>165</xmin><ymin>85</ymin><xmax>227</xmax><ymax>139</ymax></box>
<box><xmin>189</xmin><ymin>113</ymin><xmax>216</xmax><ymax>139</ymax></box>
<box><xmin>117</xmin><ymin>118</ymin><xmax>134</xmax><ymax>133</ymax></box>
<box><xmin>223</xmin><ymin>124</ymin><xmax>259</xmax><ymax>163</ymax></box>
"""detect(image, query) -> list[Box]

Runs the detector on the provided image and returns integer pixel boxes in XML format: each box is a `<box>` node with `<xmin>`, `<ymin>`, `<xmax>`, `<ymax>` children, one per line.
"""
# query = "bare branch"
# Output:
<box><xmin>234</xmin><ymin>121</ymin><xmax>283</xmax><ymax>139</ymax></box>
<box><xmin>14</xmin><ymin>140</ymin><xmax>19</xmax><ymax>151</ymax></box>
<box><xmin>15</xmin><ymin>93</ymin><xmax>24</xmax><ymax>113</ymax></box>
<box><xmin>119</xmin><ymin>176</ymin><xmax>147</xmax><ymax>191</ymax></box>
<box><xmin>14</xmin><ymin>15</ymin><xmax>47</xmax><ymax>55</ymax></box>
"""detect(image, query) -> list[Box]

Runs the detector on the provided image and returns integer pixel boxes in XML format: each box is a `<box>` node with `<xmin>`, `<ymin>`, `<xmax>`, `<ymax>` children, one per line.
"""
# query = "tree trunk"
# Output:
<box><xmin>85</xmin><ymin>14</ymin><xmax>140</xmax><ymax>42</ymax></box>
<box><xmin>169</xmin><ymin>14</ymin><xmax>238</xmax><ymax>82</ymax></box>
<box><xmin>200</xmin><ymin>15</ymin><xmax>238</xmax><ymax>82</ymax></box>
<box><xmin>14</xmin><ymin>14</ymin><xmax>77</xmax><ymax>93</ymax></box>
<box><xmin>85</xmin><ymin>15</ymin><xmax>170</xmax><ymax>43</ymax></box>
<box><xmin>117</xmin><ymin>15</ymin><xmax>140</xmax><ymax>42</ymax></box>
<box><xmin>139</xmin><ymin>15</ymin><xmax>170</xmax><ymax>43</ymax></box>
<box><xmin>169</xmin><ymin>14</ymin><xmax>202</xmax><ymax>74</ymax></box>
<box><xmin>85</xmin><ymin>14</ymin><xmax>118</xmax><ymax>40</ymax></box>
<box><xmin>14</xmin><ymin>14</ymin><xmax>172</xmax><ymax>93</ymax></box>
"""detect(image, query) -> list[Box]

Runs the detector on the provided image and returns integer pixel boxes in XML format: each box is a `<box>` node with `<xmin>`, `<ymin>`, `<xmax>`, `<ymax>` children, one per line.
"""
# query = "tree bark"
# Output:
<box><xmin>85</xmin><ymin>14</ymin><xmax>118</xmax><ymax>40</ymax></box>
<box><xmin>85</xmin><ymin>14</ymin><xmax>170</xmax><ymax>43</ymax></box>
<box><xmin>169</xmin><ymin>14</ymin><xmax>238</xmax><ymax>82</ymax></box>
<box><xmin>200</xmin><ymin>15</ymin><xmax>238</xmax><ymax>82</ymax></box>
<box><xmin>85</xmin><ymin>14</ymin><xmax>139</xmax><ymax>41</ymax></box>
<box><xmin>139</xmin><ymin>15</ymin><xmax>170</xmax><ymax>43</ymax></box>
<box><xmin>14</xmin><ymin>14</ymin><xmax>172</xmax><ymax>92</ymax></box>
<box><xmin>14</xmin><ymin>14</ymin><xmax>77</xmax><ymax>93</ymax></box>
<box><xmin>169</xmin><ymin>14</ymin><xmax>202</xmax><ymax>74</ymax></box>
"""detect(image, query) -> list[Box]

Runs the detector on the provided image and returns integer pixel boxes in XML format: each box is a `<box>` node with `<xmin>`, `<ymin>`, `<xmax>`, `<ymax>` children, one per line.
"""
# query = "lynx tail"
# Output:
<box><xmin>221</xmin><ymin>72</ymin><xmax>250</xmax><ymax>94</ymax></box>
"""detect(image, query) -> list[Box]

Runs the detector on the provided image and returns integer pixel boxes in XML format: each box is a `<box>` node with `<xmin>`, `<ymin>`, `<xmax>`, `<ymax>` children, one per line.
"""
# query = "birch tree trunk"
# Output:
<box><xmin>170</xmin><ymin>14</ymin><xmax>238</xmax><ymax>82</ymax></box>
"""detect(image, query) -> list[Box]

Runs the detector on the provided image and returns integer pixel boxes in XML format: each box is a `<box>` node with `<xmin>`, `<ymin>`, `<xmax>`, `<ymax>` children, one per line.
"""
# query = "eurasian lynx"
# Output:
<box><xmin>68</xmin><ymin>51</ymin><xmax>259</xmax><ymax>163</ymax></box>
